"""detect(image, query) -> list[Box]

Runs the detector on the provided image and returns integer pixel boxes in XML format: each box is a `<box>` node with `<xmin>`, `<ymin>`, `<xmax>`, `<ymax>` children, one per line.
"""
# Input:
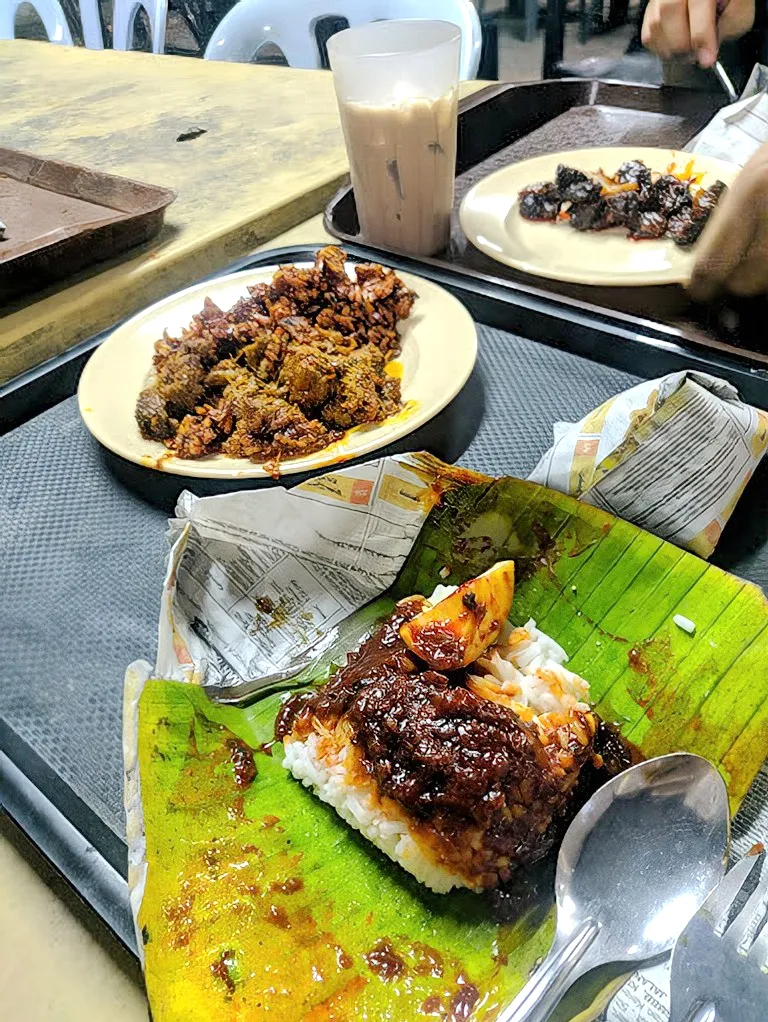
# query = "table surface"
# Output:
<box><xmin>0</xmin><ymin>42</ymin><xmax>344</xmax><ymax>386</ymax></box>
<box><xmin>0</xmin><ymin>42</ymin><xmax>484</xmax><ymax>387</ymax></box>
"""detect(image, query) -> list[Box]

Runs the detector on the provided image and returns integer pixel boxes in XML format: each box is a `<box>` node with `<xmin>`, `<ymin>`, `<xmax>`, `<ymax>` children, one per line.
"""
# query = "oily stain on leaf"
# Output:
<box><xmin>139</xmin><ymin>681</ymin><xmax>549</xmax><ymax>1022</ymax></box>
<box><xmin>138</xmin><ymin>471</ymin><xmax>768</xmax><ymax>1020</ymax></box>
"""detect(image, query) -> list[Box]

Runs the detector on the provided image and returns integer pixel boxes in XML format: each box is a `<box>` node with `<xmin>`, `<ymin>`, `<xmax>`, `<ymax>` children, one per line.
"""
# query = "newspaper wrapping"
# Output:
<box><xmin>691</xmin><ymin>63</ymin><xmax>768</xmax><ymax>165</ymax></box>
<box><xmin>528</xmin><ymin>371</ymin><xmax>768</xmax><ymax>559</ymax></box>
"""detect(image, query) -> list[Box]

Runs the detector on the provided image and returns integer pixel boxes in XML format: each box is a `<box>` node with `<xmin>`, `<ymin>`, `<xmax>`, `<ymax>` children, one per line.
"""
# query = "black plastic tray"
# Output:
<box><xmin>324</xmin><ymin>80</ymin><xmax>768</xmax><ymax>375</ymax></box>
<box><xmin>2</xmin><ymin>244</ymin><xmax>768</xmax><ymax>965</ymax></box>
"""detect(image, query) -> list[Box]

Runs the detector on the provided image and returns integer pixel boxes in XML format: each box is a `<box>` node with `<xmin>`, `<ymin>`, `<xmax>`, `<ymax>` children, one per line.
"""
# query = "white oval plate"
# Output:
<box><xmin>78</xmin><ymin>263</ymin><xmax>477</xmax><ymax>479</ymax></box>
<box><xmin>459</xmin><ymin>146</ymin><xmax>741</xmax><ymax>287</ymax></box>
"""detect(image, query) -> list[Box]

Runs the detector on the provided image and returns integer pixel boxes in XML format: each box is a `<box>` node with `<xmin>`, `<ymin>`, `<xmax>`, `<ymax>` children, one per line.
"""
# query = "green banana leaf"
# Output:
<box><xmin>136</xmin><ymin>467</ymin><xmax>768</xmax><ymax>1022</ymax></box>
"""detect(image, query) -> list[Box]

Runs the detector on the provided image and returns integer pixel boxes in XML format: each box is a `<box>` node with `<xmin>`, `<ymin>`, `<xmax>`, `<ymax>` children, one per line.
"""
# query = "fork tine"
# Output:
<box><xmin>748</xmin><ymin>915</ymin><xmax>768</xmax><ymax>971</ymax></box>
<box><xmin>711</xmin><ymin>855</ymin><xmax>765</xmax><ymax>937</ymax></box>
<box><xmin>725</xmin><ymin>872</ymin><xmax>768</xmax><ymax>955</ymax></box>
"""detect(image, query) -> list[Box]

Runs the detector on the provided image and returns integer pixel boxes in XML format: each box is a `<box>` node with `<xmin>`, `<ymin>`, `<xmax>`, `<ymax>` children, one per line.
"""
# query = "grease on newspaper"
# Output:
<box><xmin>529</xmin><ymin>371</ymin><xmax>768</xmax><ymax>559</ymax></box>
<box><xmin>156</xmin><ymin>456</ymin><xmax>448</xmax><ymax>687</ymax></box>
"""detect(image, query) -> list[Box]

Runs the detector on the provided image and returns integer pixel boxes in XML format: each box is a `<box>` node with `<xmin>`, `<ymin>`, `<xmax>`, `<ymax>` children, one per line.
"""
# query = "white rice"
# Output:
<box><xmin>673</xmin><ymin>613</ymin><xmax>696</xmax><ymax>635</ymax></box>
<box><xmin>282</xmin><ymin>732</ymin><xmax>467</xmax><ymax>893</ymax></box>
<box><xmin>281</xmin><ymin>592</ymin><xmax>594</xmax><ymax>892</ymax></box>
<box><xmin>470</xmin><ymin>618</ymin><xmax>591</xmax><ymax>716</ymax></box>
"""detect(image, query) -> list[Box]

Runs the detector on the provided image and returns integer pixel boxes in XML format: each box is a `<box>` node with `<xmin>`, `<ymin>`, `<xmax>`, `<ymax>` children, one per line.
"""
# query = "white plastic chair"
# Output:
<box><xmin>112</xmin><ymin>0</ymin><xmax>167</xmax><ymax>52</ymax></box>
<box><xmin>204</xmin><ymin>0</ymin><xmax>482</xmax><ymax>80</ymax></box>
<box><xmin>79</xmin><ymin>0</ymin><xmax>103</xmax><ymax>46</ymax></box>
<box><xmin>0</xmin><ymin>0</ymin><xmax>73</xmax><ymax>42</ymax></box>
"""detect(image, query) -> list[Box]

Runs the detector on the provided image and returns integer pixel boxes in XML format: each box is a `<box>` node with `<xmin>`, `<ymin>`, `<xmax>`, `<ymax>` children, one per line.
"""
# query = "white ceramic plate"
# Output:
<box><xmin>459</xmin><ymin>146</ymin><xmax>741</xmax><ymax>287</ymax></box>
<box><xmin>78</xmin><ymin>263</ymin><xmax>477</xmax><ymax>478</ymax></box>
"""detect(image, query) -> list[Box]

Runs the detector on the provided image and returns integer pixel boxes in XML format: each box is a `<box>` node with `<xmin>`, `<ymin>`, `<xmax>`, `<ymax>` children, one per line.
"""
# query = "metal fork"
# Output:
<box><xmin>203</xmin><ymin>599</ymin><xmax>381</xmax><ymax>707</ymax></box>
<box><xmin>669</xmin><ymin>850</ymin><xmax>768</xmax><ymax>1022</ymax></box>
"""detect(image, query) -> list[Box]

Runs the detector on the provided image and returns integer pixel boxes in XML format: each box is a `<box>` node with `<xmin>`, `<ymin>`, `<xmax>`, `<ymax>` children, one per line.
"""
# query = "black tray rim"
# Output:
<box><xmin>0</xmin><ymin>740</ymin><xmax>136</xmax><ymax>954</ymax></box>
<box><xmin>3</xmin><ymin>241</ymin><xmax>768</xmax><ymax>958</ymax></box>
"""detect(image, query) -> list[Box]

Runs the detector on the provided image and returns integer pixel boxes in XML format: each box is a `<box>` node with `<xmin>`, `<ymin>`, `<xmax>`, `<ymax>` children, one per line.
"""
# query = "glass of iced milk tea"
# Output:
<box><xmin>327</xmin><ymin>20</ymin><xmax>461</xmax><ymax>258</ymax></box>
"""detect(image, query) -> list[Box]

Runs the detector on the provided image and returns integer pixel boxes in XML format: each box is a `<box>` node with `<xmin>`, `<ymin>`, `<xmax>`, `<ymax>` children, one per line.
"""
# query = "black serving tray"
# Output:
<box><xmin>2</xmin><ymin>244</ymin><xmax>768</xmax><ymax>967</ymax></box>
<box><xmin>323</xmin><ymin>80</ymin><xmax>768</xmax><ymax>375</ymax></box>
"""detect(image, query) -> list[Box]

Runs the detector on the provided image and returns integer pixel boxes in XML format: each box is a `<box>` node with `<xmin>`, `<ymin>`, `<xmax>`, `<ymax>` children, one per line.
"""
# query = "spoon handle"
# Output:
<box><xmin>681</xmin><ymin>1005</ymin><xmax>718</xmax><ymax>1022</ymax></box>
<box><xmin>496</xmin><ymin>918</ymin><xmax>600</xmax><ymax>1022</ymax></box>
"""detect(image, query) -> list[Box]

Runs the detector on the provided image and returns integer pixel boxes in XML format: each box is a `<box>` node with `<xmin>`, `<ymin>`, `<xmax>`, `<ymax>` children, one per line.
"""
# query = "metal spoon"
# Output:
<box><xmin>497</xmin><ymin>753</ymin><xmax>730</xmax><ymax>1022</ymax></box>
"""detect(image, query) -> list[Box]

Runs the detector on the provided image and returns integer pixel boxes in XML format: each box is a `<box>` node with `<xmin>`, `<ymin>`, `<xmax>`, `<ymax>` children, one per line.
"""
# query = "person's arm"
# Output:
<box><xmin>691</xmin><ymin>144</ymin><xmax>768</xmax><ymax>299</ymax></box>
<box><xmin>641</xmin><ymin>0</ymin><xmax>755</xmax><ymax>67</ymax></box>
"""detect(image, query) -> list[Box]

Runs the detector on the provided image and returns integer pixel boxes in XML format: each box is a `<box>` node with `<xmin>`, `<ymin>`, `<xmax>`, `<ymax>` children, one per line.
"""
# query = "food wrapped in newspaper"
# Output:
<box><xmin>124</xmin><ymin>452</ymin><xmax>768</xmax><ymax>1022</ymax></box>
<box><xmin>691</xmin><ymin>64</ymin><xmax>768</xmax><ymax>166</ymax></box>
<box><xmin>529</xmin><ymin>371</ymin><xmax>768</xmax><ymax>558</ymax></box>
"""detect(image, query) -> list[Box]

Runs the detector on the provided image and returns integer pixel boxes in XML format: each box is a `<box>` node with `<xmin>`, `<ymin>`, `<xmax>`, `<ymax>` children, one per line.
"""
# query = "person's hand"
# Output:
<box><xmin>641</xmin><ymin>0</ymin><xmax>754</xmax><ymax>68</ymax></box>
<box><xmin>691</xmin><ymin>145</ymin><xmax>768</xmax><ymax>300</ymax></box>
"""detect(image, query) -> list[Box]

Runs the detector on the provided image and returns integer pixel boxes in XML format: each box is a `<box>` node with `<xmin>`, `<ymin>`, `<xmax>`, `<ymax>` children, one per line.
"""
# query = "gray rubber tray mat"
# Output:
<box><xmin>1</xmin><ymin>324</ymin><xmax>765</xmax><ymax>855</ymax></box>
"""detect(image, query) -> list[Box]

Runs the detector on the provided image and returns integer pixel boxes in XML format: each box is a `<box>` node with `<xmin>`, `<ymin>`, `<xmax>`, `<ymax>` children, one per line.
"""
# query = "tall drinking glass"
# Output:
<box><xmin>328</xmin><ymin>20</ymin><xmax>461</xmax><ymax>257</ymax></box>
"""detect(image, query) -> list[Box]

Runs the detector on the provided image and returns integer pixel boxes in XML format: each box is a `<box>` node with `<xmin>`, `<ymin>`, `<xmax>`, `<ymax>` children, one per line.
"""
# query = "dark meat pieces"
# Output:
<box><xmin>155</xmin><ymin>351</ymin><xmax>206</xmax><ymax>414</ymax></box>
<box><xmin>279</xmin><ymin>346</ymin><xmax>336</xmax><ymax>409</ymax></box>
<box><xmin>606</xmin><ymin>190</ymin><xmax>641</xmax><ymax>226</ymax></box>
<box><xmin>666</xmin><ymin>181</ymin><xmax>726</xmax><ymax>246</ymax></box>
<box><xmin>518</xmin><ymin>159</ymin><xmax>726</xmax><ymax>248</ymax></box>
<box><xmin>135</xmin><ymin>247</ymin><xmax>415</xmax><ymax>467</ymax></box>
<box><xmin>195</xmin><ymin>297</ymin><xmax>231</xmax><ymax>342</ymax></box>
<box><xmin>169</xmin><ymin>402</ymin><xmax>233</xmax><ymax>460</ymax></box>
<box><xmin>255</xmin><ymin>332</ymin><xmax>286</xmax><ymax>382</ymax></box>
<box><xmin>630</xmin><ymin>211</ymin><xmax>667</xmax><ymax>240</ymax></box>
<box><xmin>222</xmin><ymin>393</ymin><xmax>335</xmax><ymax>463</ymax></box>
<box><xmin>667</xmin><ymin>180</ymin><xmax>728</xmax><ymax>247</ymax></box>
<box><xmin>616</xmin><ymin>159</ymin><xmax>652</xmax><ymax>196</ymax></box>
<box><xmin>135</xmin><ymin>387</ymin><xmax>176</xmax><ymax>440</ymax></box>
<box><xmin>666</xmin><ymin>208</ymin><xmax>706</xmax><ymax>247</ymax></box>
<box><xmin>555</xmin><ymin>164</ymin><xmax>602</xmax><ymax>204</ymax></box>
<box><xmin>648</xmin><ymin>175</ymin><xmax>692</xmax><ymax>217</ymax></box>
<box><xmin>315</xmin><ymin>243</ymin><xmax>349</xmax><ymax>283</ymax></box>
<box><xmin>569</xmin><ymin>199</ymin><xmax>613</xmax><ymax>233</ymax></box>
<box><xmin>697</xmin><ymin>179</ymin><xmax>727</xmax><ymax>212</ymax></box>
<box><xmin>519</xmin><ymin>182</ymin><xmax>561</xmax><ymax>222</ymax></box>
<box><xmin>322</xmin><ymin>347</ymin><xmax>387</xmax><ymax>430</ymax></box>
<box><xmin>240</xmin><ymin>335</ymin><xmax>270</xmax><ymax>373</ymax></box>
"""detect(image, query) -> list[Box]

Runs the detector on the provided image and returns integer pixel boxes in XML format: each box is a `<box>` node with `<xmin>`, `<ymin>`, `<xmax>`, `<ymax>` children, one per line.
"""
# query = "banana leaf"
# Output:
<box><xmin>135</xmin><ymin>469</ymin><xmax>768</xmax><ymax>1022</ymax></box>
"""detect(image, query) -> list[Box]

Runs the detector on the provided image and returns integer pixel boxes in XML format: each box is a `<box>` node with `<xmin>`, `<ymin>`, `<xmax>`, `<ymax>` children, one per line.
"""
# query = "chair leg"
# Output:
<box><xmin>590</xmin><ymin>0</ymin><xmax>605</xmax><ymax>34</ymax></box>
<box><xmin>149</xmin><ymin>0</ymin><xmax>167</xmax><ymax>53</ymax></box>
<box><xmin>19</xmin><ymin>0</ymin><xmax>75</xmax><ymax>43</ymax></box>
<box><xmin>79</xmin><ymin>0</ymin><xmax>103</xmax><ymax>47</ymax></box>
<box><xmin>543</xmin><ymin>0</ymin><xmax>566</xmax><ymax>77</ymax></box>
<box><xmin>579</xmin><ymin>0</ymin><xmax>589</xmax><ymax>44</ymax></box>
<box><xmin>478</xmin><ymin>14</ymin><xmax>499</xmax><ymax>78</ymax></box>
<box><xmin>112</xmin><ymin>0</ymin><xmax>138</xmax><ymax>48</ymax></box>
